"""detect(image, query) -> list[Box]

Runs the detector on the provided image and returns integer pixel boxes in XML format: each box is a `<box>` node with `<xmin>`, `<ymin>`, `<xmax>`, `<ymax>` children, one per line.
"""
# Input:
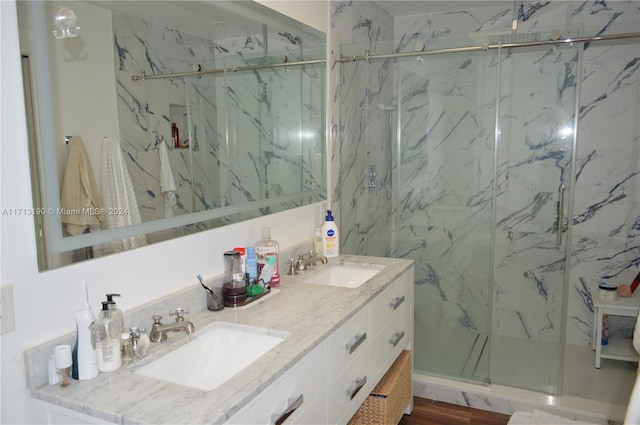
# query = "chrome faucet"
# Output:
<box><xmin>296</xmin><ymin>251</ymin><xmax>328</xmax><ymax>271</ymax></box>
<box><xmin>149</xmin><ymin>308</ymin><xmax>195</xmax><ymax>342</ymax></box>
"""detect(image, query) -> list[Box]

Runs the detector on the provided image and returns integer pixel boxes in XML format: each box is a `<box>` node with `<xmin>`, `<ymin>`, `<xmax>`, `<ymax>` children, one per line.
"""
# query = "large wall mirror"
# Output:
<box><xmin>17</xmin><ymin>1</ymin><xmax>326</xmax><ymax>271</ymax></box>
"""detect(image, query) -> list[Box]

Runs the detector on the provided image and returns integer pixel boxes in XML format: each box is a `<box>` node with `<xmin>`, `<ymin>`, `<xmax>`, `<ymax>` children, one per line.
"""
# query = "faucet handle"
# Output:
<box><xmin>296</xmin><ymin>254</ymin><xmax>307</xmax><ymax>271</ymax></box>
<box><xmin>287</xmin><ymin>258</ymin><xmax>298</xmax><ymax>275</ymax></box>
<box><xmin>170</xmin><ymin>308</ymin><xmax>190</xmax><ymax>322</ymax></box>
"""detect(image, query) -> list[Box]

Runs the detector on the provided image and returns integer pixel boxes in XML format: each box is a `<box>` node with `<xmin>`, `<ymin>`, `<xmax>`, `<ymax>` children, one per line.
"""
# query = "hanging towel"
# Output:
<box><xmin>159</xmin><ymin>141</ymin><xmax>177</xmax><ymax>218</ymax></box>
<box><xmin>99</xmin><ymin>136</ymin><xmax>147</xmax><ymax>253</ymax></box>
<box><xmin>60</xmin><ymin>136</ymin><xmax>104</xmax><ymax>236</ymax></box>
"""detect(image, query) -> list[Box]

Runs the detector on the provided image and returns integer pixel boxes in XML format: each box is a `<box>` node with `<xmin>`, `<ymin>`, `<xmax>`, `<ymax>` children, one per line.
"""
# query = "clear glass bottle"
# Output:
<box><xmin>254</xmin><ymin>227</ymin><xmax>280</xmax><ymax>287</ymax></box>
<box><xmin>93</xmin><ymin>302</ymin><xmax>122</xmax><ymax>372</ymax></box>
<box><xmin>120</xmin><ymin>333</ymin><xmax>133</xmax><ymax>364</ymax></box>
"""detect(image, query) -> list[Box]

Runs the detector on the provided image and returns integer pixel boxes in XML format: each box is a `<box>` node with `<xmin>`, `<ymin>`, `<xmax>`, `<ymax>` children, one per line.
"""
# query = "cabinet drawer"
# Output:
<box><xmin>328</xmin><ymin>306</ymin><xmax>370</xmax><ymax>378</ymax></box>
<box><xmin>371</xmin><ymin>308</ymin><xmax>410</xmax><ymax>379</ymax></box>
<box><xmin>371</xmin><ymin>273</ymin><xmax>412</xmax><ymax>335</ymax></box>
<box><xmin>296</xmin><ymin>391</ymin><xmax>328</xmax><ymax>425</ymax></box>
<box><xmin>228</xmin><ymin>344</ymin><xmax>326</xmax><ymax>425</ymax></box>
<box><xmin>328</xmin><ymin>345</ymin><xmax>372</xmax><ymax>425</ymax></box>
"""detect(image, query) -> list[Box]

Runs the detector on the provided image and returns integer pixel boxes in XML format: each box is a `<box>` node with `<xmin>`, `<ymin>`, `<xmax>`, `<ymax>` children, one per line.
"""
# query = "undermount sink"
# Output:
<box><xmin>135</xmin><ymin>322</ymin><xmax>287</xmax><ymax>391</ymax></box>
<box><xmin>299</xmin><ymin>262</ymin><xmax>384</xmax><ymax>288</ymax></box>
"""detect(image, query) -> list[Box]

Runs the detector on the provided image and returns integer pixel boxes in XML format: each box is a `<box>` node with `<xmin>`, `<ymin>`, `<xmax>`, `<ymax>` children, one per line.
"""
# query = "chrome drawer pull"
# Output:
<box><xmin>390</xmin><ymin>330</ymin><xmax>405</xmax><ymax>347</ymax></box>
<box><xmin>347</xmin><ymin>376</ymin><xmax>368</xmax><ymax>400</ymax></box>
<box><xmin>390</xmin><ymin>295</ymin><xmax>405</xmax><ymax>310</ymax></box>
<box><xmin>346</xmin><ymin>332</ymin><xmax>367</xmax><ymax>355</ymax></box>
<box><xmin>272</xmin><ymin>394</ymin><xmax>304</xmax><ymax>425</ymax></box>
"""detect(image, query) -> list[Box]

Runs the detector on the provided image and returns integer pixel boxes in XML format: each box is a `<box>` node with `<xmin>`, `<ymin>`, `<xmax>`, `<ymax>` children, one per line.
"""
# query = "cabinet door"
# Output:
<box><xmin>327</xmin><ymin>306</ymin><xmax>370</xmax><ymax>379</ymax></box>
<box><xmin>328</xmin><ymin>345</ymin><xmax>372</xmax><ymax>425</ymax></box>
<box><xmin>228</xmin><ymin>344</ymin><xmax>327</xmax><ymax>425</ymax></box>
<box><xmin>371</xmin><ymin>271</ymin><xmax>412</xmax><ymax>335</ymax></box>
<box><xmin>371</xmin><ymin>304</ymin><xmax>410</xmax><ymax>379</ymax></box>
<box><xmin>31</xmin><ymin>400</ymin><xmax>116</xmax><ymax>425</ymax></box>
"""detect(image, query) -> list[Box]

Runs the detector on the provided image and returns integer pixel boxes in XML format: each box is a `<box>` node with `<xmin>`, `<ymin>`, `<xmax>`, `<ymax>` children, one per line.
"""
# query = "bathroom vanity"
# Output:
<box><xmin>24</xmin><ymin>255</ymin><xmax>414</xmax><ymax>424</ymax></box>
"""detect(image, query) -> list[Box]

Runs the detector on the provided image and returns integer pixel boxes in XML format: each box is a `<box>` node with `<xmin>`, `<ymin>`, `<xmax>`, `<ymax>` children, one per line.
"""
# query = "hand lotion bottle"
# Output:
<box><xmin>322</xmin><ymin>210</ymin><xmax>339</xmax><ymax>258</ymax></box>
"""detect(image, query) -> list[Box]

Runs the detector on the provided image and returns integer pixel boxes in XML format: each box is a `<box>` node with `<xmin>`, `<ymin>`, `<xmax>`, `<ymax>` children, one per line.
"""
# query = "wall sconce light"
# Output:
<box><xmin>52</xmin><ymin>6</ymin><xmax>80</xmax><ymax>39</ymax></box>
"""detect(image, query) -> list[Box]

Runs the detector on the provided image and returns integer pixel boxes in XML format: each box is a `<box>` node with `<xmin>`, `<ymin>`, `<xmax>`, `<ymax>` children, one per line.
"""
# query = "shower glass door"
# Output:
<box><xmin>489</xmin><ymin>42</ymin><xmax>577</xmax><ymax>394</ymax></box>
<box><xmin>396</xmin><ymin>38</ymin><xmax>577</xmax><ymax>394</ymax></box>
<box><xmin>396</xmin><ymin>46</ymin><xmax>498</xmax><ymax>385</ymax></box>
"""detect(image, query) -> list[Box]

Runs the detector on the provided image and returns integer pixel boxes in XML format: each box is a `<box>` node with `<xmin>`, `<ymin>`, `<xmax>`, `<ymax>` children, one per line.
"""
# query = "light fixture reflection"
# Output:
<box><xmin>560</xmin><ymin>126</ymin><xmax>573</xmax><ymax>138</ymax></box>
<box><xmin>53</xmin><ymin>6</ymin><xmax>80</xmax><ymax>39</ymax></box>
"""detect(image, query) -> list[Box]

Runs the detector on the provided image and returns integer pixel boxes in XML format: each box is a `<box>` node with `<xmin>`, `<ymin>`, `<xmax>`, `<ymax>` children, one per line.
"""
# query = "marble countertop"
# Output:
<box><xmin>27</xmin><ymin>255</ymin><xmax>413</xmax><ymax>425</ymax></box>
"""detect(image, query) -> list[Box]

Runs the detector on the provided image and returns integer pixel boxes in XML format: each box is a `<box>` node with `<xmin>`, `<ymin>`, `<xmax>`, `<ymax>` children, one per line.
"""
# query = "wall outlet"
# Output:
<box><xmin>1</xmin><ymin>284</ymin><xmax>16</xmax><ymax>334</ymax></box>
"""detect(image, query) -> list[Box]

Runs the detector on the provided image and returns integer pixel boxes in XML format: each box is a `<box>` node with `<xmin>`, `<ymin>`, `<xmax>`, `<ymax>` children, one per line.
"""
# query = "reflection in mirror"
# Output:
<box><xmin>17</xmin><ymin>1</ymin><xmax>326</xmax><ymax>271</ymax></box>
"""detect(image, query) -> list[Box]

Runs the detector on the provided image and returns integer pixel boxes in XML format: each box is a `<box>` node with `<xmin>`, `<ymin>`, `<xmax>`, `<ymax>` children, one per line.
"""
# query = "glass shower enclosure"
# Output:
<box><xmin>340</xmin><ymin>35</ymin><xmax>578</xmax><ymax>394</ymax></box>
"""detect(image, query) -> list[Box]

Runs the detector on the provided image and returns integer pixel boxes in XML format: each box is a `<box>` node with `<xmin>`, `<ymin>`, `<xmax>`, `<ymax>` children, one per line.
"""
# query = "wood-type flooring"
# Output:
<box><xmin>398</xmin><ymin>397</ymin><xmax>511</xmax><ymax>425</ymax></box>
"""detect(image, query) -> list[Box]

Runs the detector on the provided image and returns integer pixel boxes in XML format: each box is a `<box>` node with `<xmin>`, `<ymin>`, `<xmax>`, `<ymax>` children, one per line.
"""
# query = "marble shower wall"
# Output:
<box><xmin>330</xmin><ymin>1</ymin><xmax>396</xmax><ymax>257</ymax></box>
<box><xmin>391</xmin><ymin>1</ymin><xmax>640</xmax><ymax>347</ymax></box>
<box><xmin>334</xmin><ymin>0</ymin><xmax>639</xmax><ymax>350</ymax></box>
<box><xmin>113</xmin><ymin>13</ymin><xmax>325</xmax><ymax>232</ymax></box>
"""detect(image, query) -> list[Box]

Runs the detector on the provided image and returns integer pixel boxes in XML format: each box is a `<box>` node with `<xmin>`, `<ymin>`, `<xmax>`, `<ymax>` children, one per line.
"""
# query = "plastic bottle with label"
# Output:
<box><xmin>254</xmin><ymin>227</ymin><xmax>280</xmax><ymax>287</ymax></box>
<box><xmin>322</xmin><ymin>210</ymin><xmax>339</xmax><ymax>258</ymax></box>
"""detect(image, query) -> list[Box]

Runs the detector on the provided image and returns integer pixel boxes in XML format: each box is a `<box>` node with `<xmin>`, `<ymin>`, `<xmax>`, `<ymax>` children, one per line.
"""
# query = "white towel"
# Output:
<box><xmin>99</xmin><ymin>136</ymin><xmax>147</xmax><ymax>253</ymax></box>
<box><xmin>633</xmin><ymin>314</ymin><xmax>640</xmax><ymax>354</ymax></box>
<box><xmin>60</xmin><ymin>136</ymin><xmax>104</xmax><ymax>235</ymax></box>
<box><xmin>626</xmin><ymin>371</ymin><xmax>640</xmax><ymax>424</ymax></box>
<box><xmin>159</xmin><ymin>141</ymin><xmax>177</xmax><ymax>218</ymax></box>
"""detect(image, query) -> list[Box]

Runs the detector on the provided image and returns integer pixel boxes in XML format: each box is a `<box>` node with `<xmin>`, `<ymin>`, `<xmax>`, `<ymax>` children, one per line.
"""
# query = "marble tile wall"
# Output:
<box><xmin>112</xmin><ymin>13</ymin><xmax>325</xmax><ymax>230</ymax></box>
<box><xmin>330</xmin><ymin>1</ymin><xmax>396</xmax><ymax>257</ymax></box>
<box><xmin>333</xmin><ymin>0</ymin><xmax>639</xmax><ymax>361</ymax></box>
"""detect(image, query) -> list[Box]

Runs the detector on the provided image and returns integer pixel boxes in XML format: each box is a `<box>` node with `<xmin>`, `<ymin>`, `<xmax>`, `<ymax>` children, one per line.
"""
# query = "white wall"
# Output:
<box><xmin>0</xmin><ymin>1</ymin><xmax>328</xmax><ymax>423</ymax></box>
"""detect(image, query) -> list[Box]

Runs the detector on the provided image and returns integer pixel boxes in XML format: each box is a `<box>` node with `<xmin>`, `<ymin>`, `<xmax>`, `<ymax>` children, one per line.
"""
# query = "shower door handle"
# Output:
<box><xmin>556</xmin><ymin>184</ymin><xmax>565</xmax><ymax>247</ymax></box>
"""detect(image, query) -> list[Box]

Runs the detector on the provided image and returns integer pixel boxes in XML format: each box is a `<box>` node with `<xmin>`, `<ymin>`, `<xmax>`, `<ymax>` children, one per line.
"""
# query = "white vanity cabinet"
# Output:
<box><xmin>26</xmin><ymin>261</ymin><xmax>414</xmax><ymax>425</ymax></box>
<box><xmin>370</xmin><ymin>269</ymin><xmax>412</xmax><ymax>378</ymax></box>
<box><xmin>31</xmin><ymin>400</ymin><xmax>116</xmax><ymax>425</ymax></box>
<box><xmin>226</xmin><ymin>342</ymin><xmax>328</xmax><ymax>425</ymax></box>
<box><xmin>229</xmin><ymin>266</ymin><xmax>414</xmax><ymax>425</ymax></box>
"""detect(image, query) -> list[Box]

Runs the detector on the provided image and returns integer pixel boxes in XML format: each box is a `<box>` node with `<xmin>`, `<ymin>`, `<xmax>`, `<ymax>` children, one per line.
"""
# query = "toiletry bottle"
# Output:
<box><xmin>254</xmin><ymin>227</ymin><xmax>280</xmax><ymax>287</ymax></box>
<box><xmin>120</xmin><ymin>333</ymin><xmax>134</xmax><ymax>365</ymax></box>
<box><xmin>172</xmin><ymin>122</ymin><xmax>180</xmax><ymax>148</ymax></box>
<box><xmin>314</xmin><ymin>228</ymin><xmax>322</xmax><ymax>254</ymax></box>
<box><xmin>246</xmin><ymin>247</ymin><xmax>258</xmax><ymax>282</ymax></box>
<box><xmin>258</xmin><ymin>255</ymin><xmax>277</xmax><ymax>286</ymax></box>
<box><xmin>93</xmin><ymin>302</ymin><xmax>122</xmax><ymax>372</ymax></box>
<box><xmin>72</xmin><ymin>282</ymin><xmax>99</xmax><ymax>380</ymax></box>
<box><xmin>233</xmin><ymin>247</ymin><xmax>247</xmax><ymax>280</ymax></box>
<box><xmin>322</xmin><ymin>210</ymin><xmax>339</xmax><ymax>258</ymax></box>
<box><xmin>104</xmin><ymin>294</ymin><xmax>124</xmax><ymax>333</ymax></box>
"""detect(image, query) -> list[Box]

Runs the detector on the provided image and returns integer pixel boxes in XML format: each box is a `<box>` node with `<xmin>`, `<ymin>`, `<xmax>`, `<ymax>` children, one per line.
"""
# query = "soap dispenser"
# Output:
<box><xmin>104</xmin><ymin>294</ymin><xmax>124</xmax><ymax>333</ymax></box>
<box><xmin>93</xmin><ymin>302</ymin><xmax>122</xmax><ymax>372</ymax></box>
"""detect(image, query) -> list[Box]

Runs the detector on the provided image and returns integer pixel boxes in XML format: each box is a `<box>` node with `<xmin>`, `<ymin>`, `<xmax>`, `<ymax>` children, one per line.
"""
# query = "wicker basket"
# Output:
<box><xmin>349</xmin><ymin>350</ymin><xmax>412</xmax><ymax>425</ymax></box>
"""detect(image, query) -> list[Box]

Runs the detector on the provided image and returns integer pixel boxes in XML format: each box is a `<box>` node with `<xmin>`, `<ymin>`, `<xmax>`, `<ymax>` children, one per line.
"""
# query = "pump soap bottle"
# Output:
<box><xmin>104</xmin><ymin>294</ymin><xmax>124</xmax><ymax>334</ymax></box>
<box><xmin>72</xmin><ymin>280</ymin><xmax>99</xmax><ymax>380</ymax></box>
<box><xmin>93</xmin><ymin>302</ymin><xmax>122</xmax><ymax>372</ymax></box>
<box><xmin>322</xmin><ymin>210</ymin><xmax>339</xmax><ymax>258</ymax></box>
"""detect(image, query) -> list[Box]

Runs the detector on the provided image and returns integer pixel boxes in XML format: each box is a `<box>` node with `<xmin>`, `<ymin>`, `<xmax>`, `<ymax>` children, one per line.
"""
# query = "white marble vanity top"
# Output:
<box><xmin>25</xmin><ymin>255</ymin><xmax>413</xmax><ymax>425</ymax></box>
